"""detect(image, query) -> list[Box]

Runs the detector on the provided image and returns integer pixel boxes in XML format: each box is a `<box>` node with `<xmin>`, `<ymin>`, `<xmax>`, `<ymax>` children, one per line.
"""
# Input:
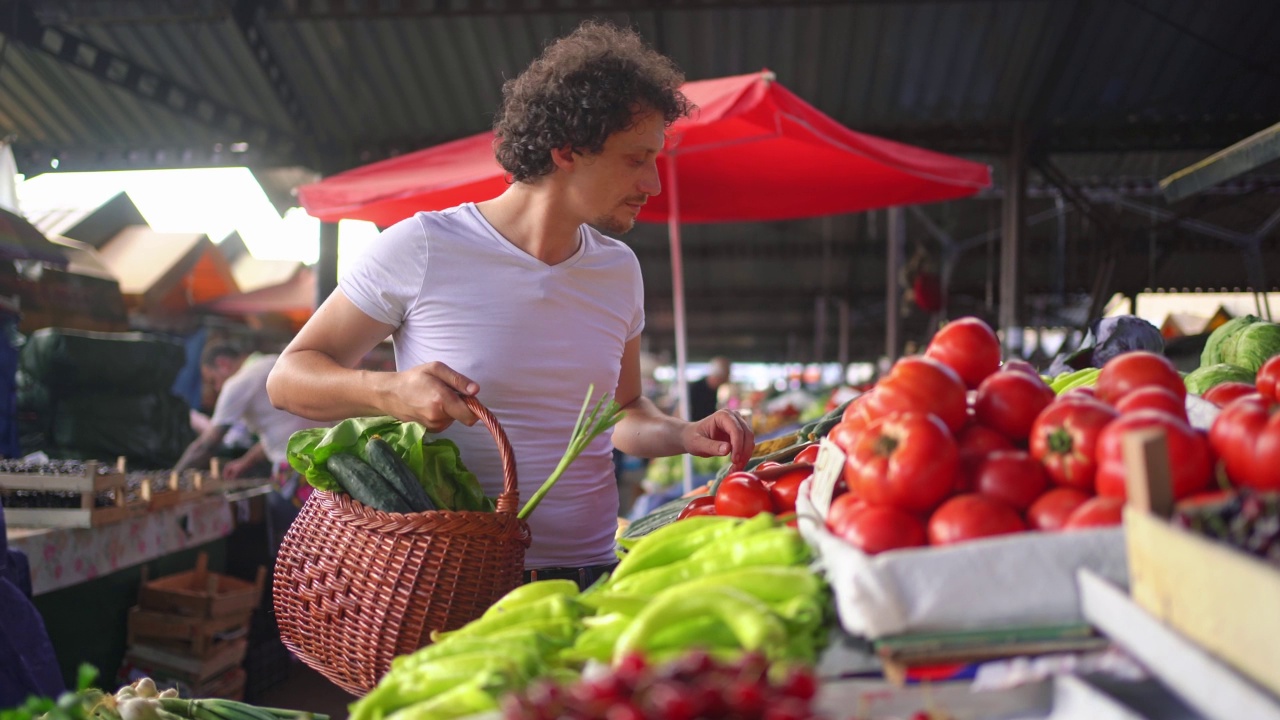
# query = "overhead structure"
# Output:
<box><xmin>1160</xmin><ymin>121</ymin><xmax>1280</xmax><ymax>203</ymax></box>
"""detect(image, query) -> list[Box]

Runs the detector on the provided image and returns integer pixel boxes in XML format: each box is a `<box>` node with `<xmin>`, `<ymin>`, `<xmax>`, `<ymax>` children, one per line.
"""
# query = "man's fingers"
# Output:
<box><xmin>423</xmin><ymin>361</ymin><xmax>479</xmax><ymax>396</ymax></box>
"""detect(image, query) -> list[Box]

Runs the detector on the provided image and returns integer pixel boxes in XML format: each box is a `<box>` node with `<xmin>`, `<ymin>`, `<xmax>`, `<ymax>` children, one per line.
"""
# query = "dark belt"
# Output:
<box><xmin>523</xmin><ymin>562</ymin><xmax>617</xmax><ymax>591</ymax></box>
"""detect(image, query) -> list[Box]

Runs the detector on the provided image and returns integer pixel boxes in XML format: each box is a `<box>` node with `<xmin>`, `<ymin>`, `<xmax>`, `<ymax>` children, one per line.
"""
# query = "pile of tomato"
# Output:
<box><xmin>678</xmin><ymin>444</ymin><xmax>818</xmax><ymax>521</ymax></box>
<box><xmin>818</xmin><ymin>317</ymin><xmax>1228</xmax><ymax>555</ymax></box>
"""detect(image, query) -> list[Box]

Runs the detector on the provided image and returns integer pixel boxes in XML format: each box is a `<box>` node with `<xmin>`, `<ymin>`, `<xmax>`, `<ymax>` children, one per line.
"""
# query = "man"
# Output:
<box><xmin>267</xmin><ymin>21</ymin><xmax>754</xmax><ymax>588</ymax></box>
<box><xmin>688</xmin><ymin>356</ymin><xmax>732</xmax><ymax>420</ymax></box>
<box><xmin>174</xmin><ymin>344</ymin><xmax>322</xmax><ymax>481</ymax></box>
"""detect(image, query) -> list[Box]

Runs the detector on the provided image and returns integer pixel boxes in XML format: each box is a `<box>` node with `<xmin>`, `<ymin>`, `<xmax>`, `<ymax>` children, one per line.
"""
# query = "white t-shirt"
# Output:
<box><xmin>340</xmin><ymin>203</ymin><xmax>644</xmax><ymax>568</ymax></box>
<box><xmin>210</xmin><ymin>354</ymin><xmax>327</xmax><ymax>467</ymax></box>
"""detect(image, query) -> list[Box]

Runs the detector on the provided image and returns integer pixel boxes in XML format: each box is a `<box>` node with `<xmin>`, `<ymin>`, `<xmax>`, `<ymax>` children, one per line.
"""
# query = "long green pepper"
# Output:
<box><xmin>609</xmin><ymin>527</ymin><xmax>809</xmax><ymax>596</ymax></box>
<box><xmin>609</xmin><ymin>515</ymin><xmax>744</xmax><ymax>580</ymax></box>
<box><xmin>612</xmin><ymin>586</ymin><xmax>786</xmax><ymax>663</ymax></box>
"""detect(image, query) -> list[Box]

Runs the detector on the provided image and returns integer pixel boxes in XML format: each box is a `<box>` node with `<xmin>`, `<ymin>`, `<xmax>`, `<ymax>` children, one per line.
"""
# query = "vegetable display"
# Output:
<box><xmin>347</xmin><ymin>514</ymin><xmax>827</xmax><ymax>720</ymax></box>
<box><xmin>3</xmin><ymin>672</ymin><xmax>324</xmax><ymax>720</ymax></box>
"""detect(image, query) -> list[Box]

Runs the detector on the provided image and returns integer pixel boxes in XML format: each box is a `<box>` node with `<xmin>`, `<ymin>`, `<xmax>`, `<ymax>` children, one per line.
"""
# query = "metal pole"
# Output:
<box><xmin>1001</xmin><ymin>127</ymin><xmax>1026</xmax><ymax>357</ymax></box>
<box><xmin>316</xmin><ymin>221</ymin><xmax>339</xmax><ymax>308</ymax></box>
<box><xmin>837</xmin><ymin>298</ymin><xmax>850</xmax><ymax>370</ymax></box>
<box><xmin>665</xmin><ymin>154</ymin><xmax>695</xmax><ymax>494</ymax></box>
<box><xmin>886</xmin><ymin>206</ymin><xmax>905</xmax><ymax>362</ymax></box>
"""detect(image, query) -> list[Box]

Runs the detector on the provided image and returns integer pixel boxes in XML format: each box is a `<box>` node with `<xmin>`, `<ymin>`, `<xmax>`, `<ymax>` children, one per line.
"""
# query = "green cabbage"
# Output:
<box><xmin>1183</xmin><ymin>363</ymin><xmax>1255</xmax><ymax>396</ymax></box>
<box><xmin>1203</xmin><ymin>314</ymin><xmax>1260</xmax><ymax>366</ymax></box>
<box><xmin>1232</xmin><ymin>321</ymin><xmax>1280</xmax><ymax>374</ymax></box>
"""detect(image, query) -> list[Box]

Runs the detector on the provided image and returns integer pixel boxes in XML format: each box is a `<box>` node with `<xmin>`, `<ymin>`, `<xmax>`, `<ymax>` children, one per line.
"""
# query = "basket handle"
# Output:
<box><xmin>461</xmin><ymin>395</ymin><xmax>519</xmax><ymax>515</ymax></box>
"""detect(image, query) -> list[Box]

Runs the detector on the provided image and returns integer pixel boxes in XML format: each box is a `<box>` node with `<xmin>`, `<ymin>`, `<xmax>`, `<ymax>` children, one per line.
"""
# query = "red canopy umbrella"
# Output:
<box><xmin>299</xmin><ymin>71</ymin><xmax>992</xmax><ymax>485</ymax></box>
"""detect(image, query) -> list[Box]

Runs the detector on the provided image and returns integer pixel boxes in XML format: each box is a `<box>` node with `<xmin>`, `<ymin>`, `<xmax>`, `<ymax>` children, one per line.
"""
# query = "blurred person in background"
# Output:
<box><xmin>688</xmin><ymin>356</ymin><xmax>732</xmax><ymax>420</ymax></box>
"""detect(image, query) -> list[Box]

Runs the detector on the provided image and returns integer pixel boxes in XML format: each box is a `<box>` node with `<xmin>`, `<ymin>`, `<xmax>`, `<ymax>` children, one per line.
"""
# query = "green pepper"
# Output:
<box><xmin>610</xmin><ymin>515</ymin><xmax>745</xmax><ymax>580</ymax></box>
<box><xmin>383</xmin><ymin>680</ymin><xmax>499</xmax><ymax>720</ymax></box>
<box><xmin>578</xmin><ymin>593</ymin><xmax>648</xmax><ymax>617</ymax></box>
<box><xmin>560</xmin><ymin>613</ymin><xmax>630</xmax><ymax>664</ymax></box>
<box><xmin>645</xmin><ymin>614</ymin><xmax>740</xmax><ymax>652</ymax></box>
<box><xmin>610</xmin><ymin>527</ymin><xmax>809</xmax><ymax>596</ymax></box>
<box><xmin>433</xmin><ymin>594</ymin><xmax>579</xmax><ymax>642</ymax></box>
<box><xmin>613</xmin><ymin>586</ymin><xmax>786</xmax><ymax>663</ymax></box>
<box><xmin>481</xmin><ymin>579</ymin><xmax>579</xmax><ymax>619</ymax></box>
<box><xmin>352</xmin><ymin>653</ymin><xmax>523</xmax><ymax>720</ymax></box>
<box><xmin>655</xmin><ymin>566</ymin><xmax>823</xmax><ymax>609</ymax></box>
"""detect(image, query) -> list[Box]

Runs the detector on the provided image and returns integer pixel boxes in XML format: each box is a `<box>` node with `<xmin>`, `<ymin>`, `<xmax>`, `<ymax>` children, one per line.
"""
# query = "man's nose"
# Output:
<box><xmin>639</xmin><ymin>161</ymin><xmax>662</xmax><ymax>196</ymax></box>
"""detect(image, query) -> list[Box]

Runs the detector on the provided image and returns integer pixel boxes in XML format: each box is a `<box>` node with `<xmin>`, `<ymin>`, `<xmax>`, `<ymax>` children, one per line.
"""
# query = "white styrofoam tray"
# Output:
<box><xmin>797</xmin><ymin>479</ymin><xmax>1129</xmax><ymax>639</ymax></box>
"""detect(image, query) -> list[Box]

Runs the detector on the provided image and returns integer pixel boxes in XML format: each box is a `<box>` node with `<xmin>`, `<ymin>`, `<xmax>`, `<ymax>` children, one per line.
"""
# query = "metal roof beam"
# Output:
<box><xmin>0</xmin><ymin>0</ymin><xmax>295</xmax><ymax>148</ymax></box>
<box><xmin>272</xmin><ymin>0</ymin><xmax>1038</xmax><ymax>19</ymax></box>
<box><xmin>231</xmin><ymin>0</ymin><xmax>313</xmax><ymax>135</ymax></box>
<box><xmin>12</xmin><ymin>141</ymin><xmax>304</xmax><ymax>176</ymax></box>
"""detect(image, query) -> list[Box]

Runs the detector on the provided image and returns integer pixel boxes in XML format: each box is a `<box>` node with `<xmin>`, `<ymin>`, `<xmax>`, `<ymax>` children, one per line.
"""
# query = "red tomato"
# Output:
<box><xmin>847</xmin><ymin>413</ymin><xmax>959</xmax><ymax>513</ymax></box>
<box><xmin>842</xmin><ymin>392</ymin><xmax>873</xmax><ymax>424</ymax></box>
<box><xmin>828</xmin><ymin>504</ymin><xmax>927</xmax><ymax>555</ymax></box>
<box><xmin>924</xmin><ymin>317</ymin><xmax>1002</xmax><ymax>389</ymax></box>
<box><xmin>1257</xmin><ymin>355</ymin><xmax>1280</xmax><ymax>403</ymax></box>
<box><xmin>827</xmin><ymin>420</ymin><xmax>863</xmax><ymax>455</ymax></box>
<box><xmin>1029</xmin><ymin>397</ymin><xmax>1117</xmax><ymax>492</ymax></box>
<box><xmin>1115</xmin><ymin>385</ymin><xmax>1187</xmax><ymax>421</ymax></box>
<box><xmin>927</xmin><ymin>494</ymin><xmax>1026</xmax><ymax>545</ymax></box>
<box><xmin>1094</xmin><ymin>351</ymin><xmax>1185</xmax><ymax>406</ymax></box>
<box><xmin>714</xmin><ymin>472</ymin><xmax>775</xmax><ymax>518</ymax></box>
<box><xmin>1000</xmin><ymin>359</ymin><xmax>1041</xmax><ymax>377</ymax></box>
<box><xmin>793</xmin><ymin>443</ymin><xmax>821</xmax><ymax>465</ymax></box>
<box><xmin>973</xmin><ymin>370</ymin><xmax>1056</xmax><ymax>441</ymax></box>
<box><xmin>677</xmin><ymin>495</ymin><xmax>717</xmax><ymax>519</ymax></box>
<box><xmin>826</xmin><ymin>492</ymin><xmax>868</xmax><ymax>531</ymax></box>
<box><xmin>1027</xmin><ymin>487</ymin><xmax>1092</xmax><ymax>531</ymax></box>
<box><xmin>1094</xmin><ymin>410</ymin><xmax>1213</xmax><ymax>500</ymax></box>
<box><xmin>755</xmin><ymin>461</ymin><xmax>783</xmax><ymax>471</ymax></box>
<box><xmin>1202</xmin><ymin>381</ymin><xmax>1260</xmax><ymax>408</ymax></box>
<box><xmin>1208</xmin><ymin>395</ymin><xmax>1280</xmax><ymax>491</ymax></box>
<box><xmin>1063</xmin><ymin>496</ymin><xmax>1124</xmax><ymax>529</ymax></box>
<box><xmin>955</xmin><ymin>424</ymin><xmax>1015</xmax><ymax>491</ymax></box>
<box><xmin>768</xmin><ymin>467</ymin><xmax>811</xmax><ymax>514</ymax></box>
<box><xmin>1061</xmin><ymin>385</ymin><xmax>1097</xmax><ymax>399</ymax></box>
<box><xmin>866</xmin><ymin>357</ymin><xmax>968</xmax><ymax>434</ymax></box>
<box><xmin>973</xmin><ymin>450</ymin><xmax>1049</xmax><ymax>511</ymax></box>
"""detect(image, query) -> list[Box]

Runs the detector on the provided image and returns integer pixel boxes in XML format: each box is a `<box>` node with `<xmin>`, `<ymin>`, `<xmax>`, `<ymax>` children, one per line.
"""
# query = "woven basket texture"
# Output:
<box><xmin>272</xmin><ymin>397</ymin><xmax>530</xmax><ymax>695</ymax></box>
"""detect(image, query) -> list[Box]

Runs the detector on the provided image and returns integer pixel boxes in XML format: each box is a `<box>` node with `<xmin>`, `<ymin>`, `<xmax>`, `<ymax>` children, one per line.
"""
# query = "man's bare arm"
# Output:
<box><xmin>266</xmin><ymin>290</ymin><xmax>481</xmax><ymax>431</ymax></box>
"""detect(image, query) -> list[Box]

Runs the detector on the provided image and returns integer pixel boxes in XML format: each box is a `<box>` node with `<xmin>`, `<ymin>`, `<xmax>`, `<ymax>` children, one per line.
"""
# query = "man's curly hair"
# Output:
<box><xmin>493</xmin><ymin>21</ymin><xmax>693</xmax><ymax>182</ymax></box>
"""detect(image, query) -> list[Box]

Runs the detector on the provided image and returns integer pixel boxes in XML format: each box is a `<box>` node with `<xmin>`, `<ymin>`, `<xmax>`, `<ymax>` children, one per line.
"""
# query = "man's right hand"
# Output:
<box><xmin>381</xmin><ymin>361</ymin><xmax>481</xmax><ymax>432</ymax></box>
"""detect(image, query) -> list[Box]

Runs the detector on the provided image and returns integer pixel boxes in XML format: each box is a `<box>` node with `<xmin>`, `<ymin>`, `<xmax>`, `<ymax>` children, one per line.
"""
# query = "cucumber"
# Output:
<box><xmin>327</xmin><ymin>452</ymin><xmax>413</xmax><ymax>513</ymax></box>
<box><xmin>620</xmin><ymin>494</ymin><xmax>694</xmax><ymax>541</ymax></box>
<box><xmin>366</xmin><ymin>436</ymin><xmax>437</xmax><ymax>512</ymax></box>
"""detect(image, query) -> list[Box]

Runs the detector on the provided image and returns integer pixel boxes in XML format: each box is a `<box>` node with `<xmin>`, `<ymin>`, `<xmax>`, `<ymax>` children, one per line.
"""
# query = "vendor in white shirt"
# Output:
<box><xmin>174</xmin><ymin>344</ymin><xmax>323</xmax><ymax>480</ymax></box>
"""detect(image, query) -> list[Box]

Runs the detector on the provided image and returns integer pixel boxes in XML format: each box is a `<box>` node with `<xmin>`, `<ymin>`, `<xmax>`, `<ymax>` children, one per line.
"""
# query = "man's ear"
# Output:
<box><xmin>550</xmin><ymin>145</ymin><xmax>576</xmax><ymax>172</ymax></box>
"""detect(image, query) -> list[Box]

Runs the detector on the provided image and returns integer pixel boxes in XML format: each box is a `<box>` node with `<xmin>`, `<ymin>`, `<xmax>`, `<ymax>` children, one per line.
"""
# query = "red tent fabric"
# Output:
<box><xmin>298</xmin><ymin>71</ymin><xmax>991</xmax><ymax>226</ymax></box>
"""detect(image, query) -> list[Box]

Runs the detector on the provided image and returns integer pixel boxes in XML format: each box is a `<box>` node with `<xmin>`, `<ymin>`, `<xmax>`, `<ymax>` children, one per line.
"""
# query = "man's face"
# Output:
<box><xmin>202</xmin><ymin>356</ymin><xmax>240</xmax><ymax>395</ymax></box>
<box><xmin>574</xmin><ymin>109</ymin><xmax>665</xmax><ymax>235</ymax></box>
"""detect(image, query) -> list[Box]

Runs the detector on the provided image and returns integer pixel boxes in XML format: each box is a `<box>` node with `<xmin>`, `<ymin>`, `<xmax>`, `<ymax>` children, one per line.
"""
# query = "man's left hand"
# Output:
<box><xmin>681</xmin><ymin>408</ymin><xmax>755</xmax><ymax>471</ymax></box>
<box><xmin>222</xmin><ymin>457</ymin><xmax>253</xmax><ymax>481</ymax></box>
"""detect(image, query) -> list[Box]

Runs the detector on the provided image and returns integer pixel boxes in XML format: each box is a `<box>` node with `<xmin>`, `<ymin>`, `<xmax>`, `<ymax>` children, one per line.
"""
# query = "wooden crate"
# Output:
<box><xmin>0</xmin><ymin>460</ymin><xmax>145</xmax><ymax>528</ymax></box>
<box><xmin>1122</xmin><ymin>428</ymin><xmax>1280</xmax><ymax>700</ymax></box>
<box><xmin>127</xmin><ymin>606</ymin><xmax>252</xmax><ymax>658</ymax></box>
<box><xmin>139</xmin><ymin>466</ymin><xmax>222</xmax><ymax>512</ymax></box>
<box><xmin>138</xmin><ymin>553</ymin><xmax>265</xmax><ymax>618</ymax></box>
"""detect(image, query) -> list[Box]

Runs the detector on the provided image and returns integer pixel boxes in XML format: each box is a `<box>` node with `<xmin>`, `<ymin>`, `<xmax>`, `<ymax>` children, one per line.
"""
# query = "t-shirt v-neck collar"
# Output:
<box><xmin>464</xmin><ymin>202</ymin><xmax>587</xmax><ymax>270</ymax></box>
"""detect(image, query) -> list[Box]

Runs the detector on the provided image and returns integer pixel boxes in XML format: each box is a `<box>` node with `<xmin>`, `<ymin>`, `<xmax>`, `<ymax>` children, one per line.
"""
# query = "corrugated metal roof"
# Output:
<box><xmin>4</xmin><ymin>0</ymin><xmax>1278</xmax><ymax>169</ymax></box>
<box><xmin>4</xmin><ymin>0</ymin><xmax>1280</xmax><ymax>361</ymax></box>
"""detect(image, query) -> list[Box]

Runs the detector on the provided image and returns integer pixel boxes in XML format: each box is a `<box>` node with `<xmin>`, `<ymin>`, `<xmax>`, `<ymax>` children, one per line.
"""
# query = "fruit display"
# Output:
<box><xmin>500</xmin><ymin>650</ymin><xmax>822</xmax><ymax>720</ymax></box>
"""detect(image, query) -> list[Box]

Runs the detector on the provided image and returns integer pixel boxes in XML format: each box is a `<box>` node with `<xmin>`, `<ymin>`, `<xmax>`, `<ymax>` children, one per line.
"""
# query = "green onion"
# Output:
<box><xmin>517</xmin><ymin>384</ymin><xmax>625</xmax><ymax>520</ymax></box>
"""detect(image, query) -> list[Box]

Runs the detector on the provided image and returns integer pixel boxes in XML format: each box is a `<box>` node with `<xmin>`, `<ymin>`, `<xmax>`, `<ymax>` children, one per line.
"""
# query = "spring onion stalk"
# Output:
<box><xmin>518</xmin><ymin>384</ymin><xmax>625</xmax><ymax>520</ymax></box>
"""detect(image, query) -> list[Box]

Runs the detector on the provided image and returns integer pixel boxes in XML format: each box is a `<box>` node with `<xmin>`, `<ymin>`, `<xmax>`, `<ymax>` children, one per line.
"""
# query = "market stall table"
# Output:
<box><xmin>7</xmin><ymin>494</ymin><xmax>233</xmax><ymax>596</ymax></box>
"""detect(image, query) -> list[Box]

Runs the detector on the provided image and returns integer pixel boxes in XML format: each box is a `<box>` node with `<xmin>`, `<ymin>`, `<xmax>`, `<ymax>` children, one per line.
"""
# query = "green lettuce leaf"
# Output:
<box><xmin>287</xmin><ymin>416</ymin><xmax>426</xmax><ymax>492</ymax></box>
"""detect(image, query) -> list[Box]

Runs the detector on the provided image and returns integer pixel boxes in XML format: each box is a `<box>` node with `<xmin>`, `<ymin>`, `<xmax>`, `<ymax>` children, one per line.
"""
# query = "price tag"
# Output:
<box><xmin>809</xmin><ymin>437</ymin><xmax>846</xmax><ymax>520</ymax></box>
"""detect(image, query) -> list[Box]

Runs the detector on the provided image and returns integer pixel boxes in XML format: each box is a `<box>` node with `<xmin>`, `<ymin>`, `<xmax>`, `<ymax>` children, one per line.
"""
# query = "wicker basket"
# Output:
<box><xmin>273</xmin><ymin>396</ymin><xmax>531</xmax><ymax>695</ymax></box>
